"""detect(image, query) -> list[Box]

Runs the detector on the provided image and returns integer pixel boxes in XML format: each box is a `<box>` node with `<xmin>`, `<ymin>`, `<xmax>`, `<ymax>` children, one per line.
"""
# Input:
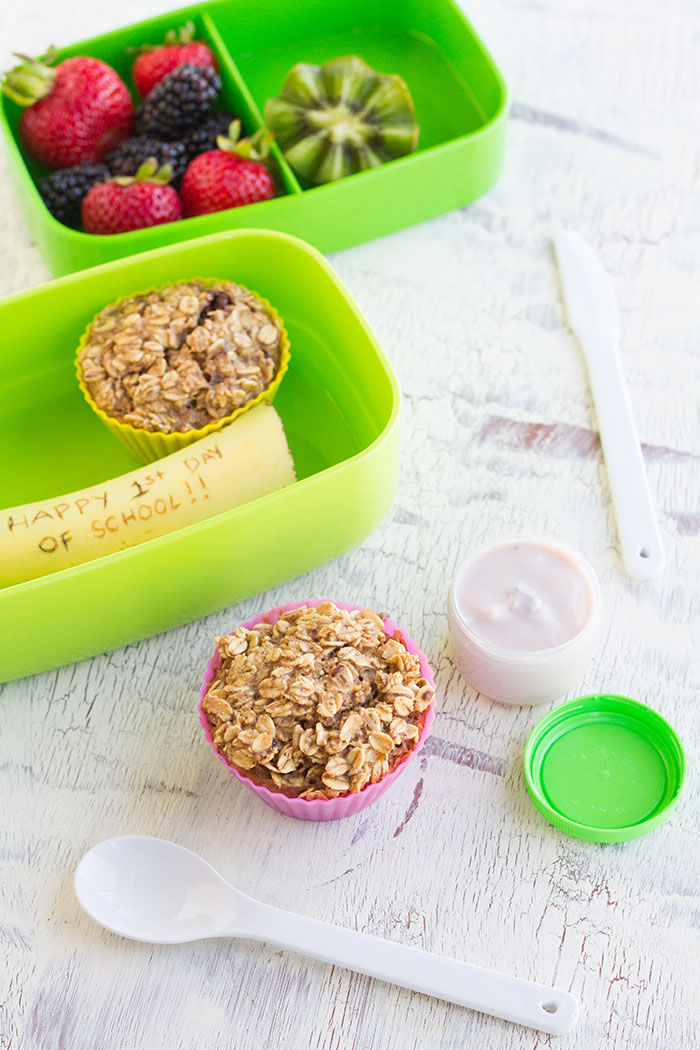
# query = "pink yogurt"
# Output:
<box><xmin>448</xmin><ymin>538</ymin><xmax>602</xmax><ymax>706</ymax></box>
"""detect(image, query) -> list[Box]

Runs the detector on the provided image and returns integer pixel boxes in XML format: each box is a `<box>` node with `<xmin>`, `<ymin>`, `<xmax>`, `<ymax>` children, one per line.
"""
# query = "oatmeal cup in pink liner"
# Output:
<box><xmin>199</xmin><ymin>599</ymin><xmax>436</xmax><ymax>821</ymax></box>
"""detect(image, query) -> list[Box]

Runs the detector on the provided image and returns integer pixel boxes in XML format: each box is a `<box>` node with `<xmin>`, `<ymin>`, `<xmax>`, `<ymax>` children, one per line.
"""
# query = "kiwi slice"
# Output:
<box><xmin>264</xmin><ymin>55</ymin><xmax>419</xmax><ymax>185</ymax></box>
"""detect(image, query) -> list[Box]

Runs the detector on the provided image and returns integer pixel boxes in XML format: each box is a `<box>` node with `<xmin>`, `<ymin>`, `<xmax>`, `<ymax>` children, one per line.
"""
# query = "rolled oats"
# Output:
<box><xmin>202</xmin><ymin>602</ymin><xmax>434</xmax><ymax>799</ymax></box>
<box><xmin>79</xmin><ymin>280</ymin><xmax>283</xmax><ymax>434</ymax></box>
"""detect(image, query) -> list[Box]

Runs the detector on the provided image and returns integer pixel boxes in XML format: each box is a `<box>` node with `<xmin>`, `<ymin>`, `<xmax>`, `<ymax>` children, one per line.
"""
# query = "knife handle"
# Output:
<box><xmin>585</xmin><ymin>336</ymin><xmax>665</xmax><ymax>580</ymax></box>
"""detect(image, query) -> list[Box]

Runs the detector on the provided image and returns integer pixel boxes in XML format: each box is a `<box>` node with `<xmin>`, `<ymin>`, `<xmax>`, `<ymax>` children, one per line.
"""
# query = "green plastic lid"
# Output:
<box><xmin>524</xmin><ymin>694</ymin><xmax>685</xmax><ymax>842</ymax></box>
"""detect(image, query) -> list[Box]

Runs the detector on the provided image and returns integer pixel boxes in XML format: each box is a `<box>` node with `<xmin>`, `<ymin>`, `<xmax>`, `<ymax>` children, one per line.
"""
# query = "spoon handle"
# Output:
<box><xmin>231</xmin><ymin>898</ymin><xmax>578</xmax><ymax>1034</ymax></box>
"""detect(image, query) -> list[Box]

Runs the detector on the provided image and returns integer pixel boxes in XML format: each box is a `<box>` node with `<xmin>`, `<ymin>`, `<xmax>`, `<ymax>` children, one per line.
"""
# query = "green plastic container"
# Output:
<box><xmin>0</xmin><ymin>0</ymin><xmax>509</xmax><ymax>276</ymax></box>
<box><xmin>0</xmin><ymin>228</ymin><xmax>400</xmax><ymax>682</ymax></box>
<box><xmin>524</xmin><ymin>694</ymin><xmax>686</xmax><ymax>843</ymax></box>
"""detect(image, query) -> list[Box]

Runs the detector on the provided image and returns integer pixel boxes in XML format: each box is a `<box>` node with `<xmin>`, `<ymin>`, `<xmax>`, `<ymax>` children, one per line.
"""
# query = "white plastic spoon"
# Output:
<box><xmin>75</xmin><ymin>836</ymin><xmax>578</xmax><ymax>1035</ymax></box>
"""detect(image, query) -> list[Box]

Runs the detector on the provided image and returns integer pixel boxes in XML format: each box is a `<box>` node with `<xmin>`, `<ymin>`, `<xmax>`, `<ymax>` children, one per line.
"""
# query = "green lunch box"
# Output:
<box><xmin>0</xmin><ymin>0</ymin><xmax>509</xmax><ymax>277</ymax></box>
<box><xmin>0</xmin><ymin>228</ymin><xmax>400</xmax><ymax>682</ymax></box>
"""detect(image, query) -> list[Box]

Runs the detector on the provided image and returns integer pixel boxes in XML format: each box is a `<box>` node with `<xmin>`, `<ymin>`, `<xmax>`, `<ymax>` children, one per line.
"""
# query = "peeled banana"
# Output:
<box><xmin>1</xmin><ymin>402</ymin><xmax>296</xmax><ymax>588</ymax></box>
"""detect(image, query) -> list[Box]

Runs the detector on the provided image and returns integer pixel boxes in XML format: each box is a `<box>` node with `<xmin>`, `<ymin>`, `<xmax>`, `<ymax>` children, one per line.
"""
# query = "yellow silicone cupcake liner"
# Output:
<box><xmin>75</xmin><ymin>277</ymin><xmax>291</xmax><ymax>464</ymax></box>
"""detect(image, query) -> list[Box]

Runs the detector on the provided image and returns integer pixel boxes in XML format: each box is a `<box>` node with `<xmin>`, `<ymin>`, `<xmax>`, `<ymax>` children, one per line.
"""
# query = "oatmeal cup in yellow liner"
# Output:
<box><xmin>199</xmin><ymin>599</ymin><xmax>437</xmax><ymax>821</ymax></box>
<box><xmin>75</xmin><ymin>278</ymin><xmax>290</xmax><ymax>464</ymax></box>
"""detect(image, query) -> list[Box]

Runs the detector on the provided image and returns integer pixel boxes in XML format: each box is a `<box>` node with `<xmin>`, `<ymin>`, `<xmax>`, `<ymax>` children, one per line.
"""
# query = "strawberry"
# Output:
<box><xmin>180</xmin><ymin>120</ymin><xmax>275</xmax><ymax>217</ymax></box>
<box><xmin>130</xmin><ymin>21</ymin><xmax>218</xmax><ymax>98</ymax></box>
<box><xmin>2</xmin><ymin>49</ymin><xmax>132</xmax><ymax>170</ymax></box>
<box><xmin>82</xmin><ymin>158</ymin><xmax>182</xmax><ymax>234</ymax></box>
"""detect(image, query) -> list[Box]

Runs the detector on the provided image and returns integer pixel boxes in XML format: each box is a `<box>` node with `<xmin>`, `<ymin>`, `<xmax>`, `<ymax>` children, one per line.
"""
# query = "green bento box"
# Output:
<box><xmin>0</xmin><ymin>229</ymin><xmax>400</xmax><ymax>682</ymax></box>
<box><xmin>0</xmin><ymin>0</ymin><xmax>509</xmax><ymax>277</ymax></box>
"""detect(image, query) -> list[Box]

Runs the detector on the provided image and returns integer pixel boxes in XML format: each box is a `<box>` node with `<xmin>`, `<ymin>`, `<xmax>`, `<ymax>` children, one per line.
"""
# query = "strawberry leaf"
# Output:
<box><xmin>127</xmin><ymin>20</ymin><xmax>197</xmax><ymax>55</ymax></box>
<box><xmin>217</xmin><ymin>121</ymin><xmax>274</xmax><ymax>164</ymax></box>
<box><xmin>2</xmin><ymin>50</ymin><xmax>58</xmax><ymax>106</ymax></box>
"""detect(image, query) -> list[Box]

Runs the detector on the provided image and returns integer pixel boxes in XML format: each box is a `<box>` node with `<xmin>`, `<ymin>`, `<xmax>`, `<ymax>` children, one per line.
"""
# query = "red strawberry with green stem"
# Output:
<box><xmin>82</xmin><ymin>158</ymin><xmax>182</xmax><ymax>234</ymax></box>
<box><xmin>130</xmin><ymin>21</ymin><xmax>218</xmax><ymax>98</ymax></box>
<box><xmin>180</xmin><ymin>120</ymin><xmax>276</xmax><ymax>217</ymax></box>
<box><xmin>2</xmin><ymin>48</ymin><xmax>133</xmax><ymax>169</ymax></box>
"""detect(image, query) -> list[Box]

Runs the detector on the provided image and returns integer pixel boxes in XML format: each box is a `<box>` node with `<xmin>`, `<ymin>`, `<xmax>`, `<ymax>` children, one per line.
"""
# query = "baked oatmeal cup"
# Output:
<box><xmin>199</xmin><ymin>600</ymin><xmax>436</xmax><ymax>820</ymax></box>
<box><xmin>76</xmin><ymin>279</ymin><xmax>290</xmax><ymax>463</ymax></box>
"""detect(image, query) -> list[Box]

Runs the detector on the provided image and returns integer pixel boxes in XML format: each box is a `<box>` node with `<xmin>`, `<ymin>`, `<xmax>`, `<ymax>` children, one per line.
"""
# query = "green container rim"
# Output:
<box><xmin>523</xmin><ymin>693</ymin><xmax>686</xmax><ymax>843</ymax></box>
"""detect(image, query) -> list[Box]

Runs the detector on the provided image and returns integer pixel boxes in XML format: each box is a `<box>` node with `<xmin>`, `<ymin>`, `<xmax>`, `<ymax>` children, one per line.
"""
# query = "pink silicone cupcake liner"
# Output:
<box><xmin>199</xmin><ymin>598</ymin><xmax>436</xmax><ymax>821</ymax></box>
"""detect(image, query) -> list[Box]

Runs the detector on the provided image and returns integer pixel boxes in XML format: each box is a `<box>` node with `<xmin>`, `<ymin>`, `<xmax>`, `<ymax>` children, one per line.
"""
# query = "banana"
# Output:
<box><xmin>1</xmin><ymin>403</ymin><xmax>296</xmax><ymax>588</ymax></box>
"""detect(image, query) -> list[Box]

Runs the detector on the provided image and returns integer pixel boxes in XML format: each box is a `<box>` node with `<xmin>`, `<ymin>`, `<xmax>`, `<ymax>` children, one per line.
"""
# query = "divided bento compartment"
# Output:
<box><xmin>199</xmin><ymin>13</ymin><xmax>302</xmax><ymax>197</ymax></box>
<box><xmin>0</xmin><ymin>0</ymin><xmax>508</xmax><ymax>275</ymax></box>
<box><xmin>0</xmin><ymin>5</ymin><xmax>303</xmax><ymax>232</ymax></box>
<box><xmin>207</xmin><ymin>0</ymin><xmax>505</xmax><ymax>177</ymax></box>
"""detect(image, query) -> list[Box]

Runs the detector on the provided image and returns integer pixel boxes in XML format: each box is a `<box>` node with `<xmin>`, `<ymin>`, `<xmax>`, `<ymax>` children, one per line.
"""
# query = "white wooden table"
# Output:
<box><xmin>2</xmin><ymin>0</ymin><xmax>699</xmax><ymax>1046</ymax></box>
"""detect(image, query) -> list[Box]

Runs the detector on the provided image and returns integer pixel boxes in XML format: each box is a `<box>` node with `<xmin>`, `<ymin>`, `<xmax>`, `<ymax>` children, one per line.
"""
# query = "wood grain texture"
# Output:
<box><xmin>1</xmin><ymin>0</ymin><xmax>699</xmax><ymax>1046</ymax></box>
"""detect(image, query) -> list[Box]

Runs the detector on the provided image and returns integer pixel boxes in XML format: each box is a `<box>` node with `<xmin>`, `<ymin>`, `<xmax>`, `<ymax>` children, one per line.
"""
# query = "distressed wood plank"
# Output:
<box><xmin>2</xmin><ymin>0</ymin><xmax>700</xmax><ymax>1047</ymax></box>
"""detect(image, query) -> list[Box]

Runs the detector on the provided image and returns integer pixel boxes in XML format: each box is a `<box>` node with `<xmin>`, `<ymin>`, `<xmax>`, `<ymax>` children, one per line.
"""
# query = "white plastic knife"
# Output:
<box><xmin>553</xmin><ymin>230</ymin><xmax>665</xmax><ymax>580</ymax></box>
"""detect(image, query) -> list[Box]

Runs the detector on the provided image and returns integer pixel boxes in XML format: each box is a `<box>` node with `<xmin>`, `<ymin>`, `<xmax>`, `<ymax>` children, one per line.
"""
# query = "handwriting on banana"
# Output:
<box><xmin>1</xmin><ymin>403</ymin><xmax>296</xmax><ymax>587</ymax></box>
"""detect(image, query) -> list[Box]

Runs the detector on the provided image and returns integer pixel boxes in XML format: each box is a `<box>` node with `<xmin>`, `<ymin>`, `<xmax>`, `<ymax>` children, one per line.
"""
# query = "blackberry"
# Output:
<box><xmin>38</xmin><ymin>162</ymin><xmax>110</xmax><ymax>227</ymax></box>
<box><xmin>139</xmin><ymin>64</ymin><xmax>221</xmax><ymax>140</ymax></box>
<box><xmin>132</xmin><ymin>106</ymin><xmax>146</xmax><ymax>136</ymax></box>
<box><xmin>181</xmin><ymin>111</ymin><xmax>237</xmax><ymax>160</ymax></box>
<box><xmin>106</xmin><ymin>136</ymin><xmax>189</xmax><ymax>187</ymax></box>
